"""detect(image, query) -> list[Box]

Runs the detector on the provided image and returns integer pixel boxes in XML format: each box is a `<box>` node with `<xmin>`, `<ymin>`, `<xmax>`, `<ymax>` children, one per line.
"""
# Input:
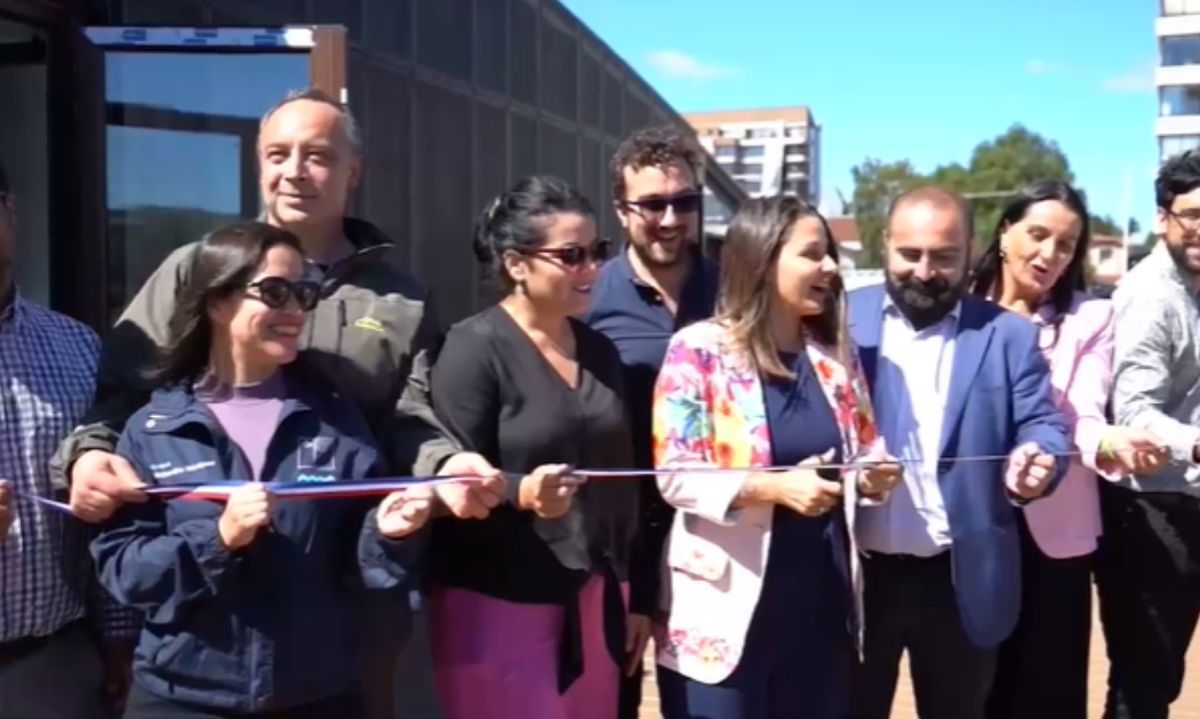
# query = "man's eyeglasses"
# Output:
<box><xmin>245</xmin><ymin>277</ymin><xmax>321</xmax><ymax>311</ymax></box>
<box><xmin>517</xmin><ymin>240</ymin><xmax>612</xmax><ymax>268</ymax></box>
<box><xmin>1168</xmin><ymin>208</ymin><xmax>1200</xmax><ymax>230</ymax></box>
<box><xmin>618</xmin><ymin>191</ymin><xmax>703</xmax><ymax>218</ymax></box>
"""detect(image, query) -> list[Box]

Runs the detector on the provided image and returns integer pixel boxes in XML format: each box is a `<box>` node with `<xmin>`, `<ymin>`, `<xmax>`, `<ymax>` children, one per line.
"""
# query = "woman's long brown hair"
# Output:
<box><xmin>715</xmin><ymin>196</ymin><xmax>845</xmax><ymax>380</ymax></box>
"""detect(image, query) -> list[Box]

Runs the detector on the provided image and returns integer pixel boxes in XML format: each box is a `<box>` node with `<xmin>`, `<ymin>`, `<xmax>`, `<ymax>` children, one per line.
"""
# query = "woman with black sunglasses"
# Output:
<box><xmin>92</xmin><ymin>222</ymin><xmax>432</xmax><ymax>718</ymax></box>
<box><xmin>968</xmin><ymin>183</ymin><xmax>1166</xmax><ymax>719</ymax></box>
<box><xmin>426</xmin><ymin>176</ymin><xmax>645</xmax><ymax>719</ymax></box>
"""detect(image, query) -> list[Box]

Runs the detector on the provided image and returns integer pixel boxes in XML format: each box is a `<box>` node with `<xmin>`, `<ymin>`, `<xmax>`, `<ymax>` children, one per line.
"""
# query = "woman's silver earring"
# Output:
<box><xmin>998</xmin><ymin>247</ymin><xmax>1007</xmax><ymax>260</ymax></box>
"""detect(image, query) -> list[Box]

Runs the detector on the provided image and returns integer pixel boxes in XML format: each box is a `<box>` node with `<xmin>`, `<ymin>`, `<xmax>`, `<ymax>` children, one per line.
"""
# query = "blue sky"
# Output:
<box><xmin>562</xmin><ymin>0</ymin><xmax>1159</xmax><ymax>229</ymax></box>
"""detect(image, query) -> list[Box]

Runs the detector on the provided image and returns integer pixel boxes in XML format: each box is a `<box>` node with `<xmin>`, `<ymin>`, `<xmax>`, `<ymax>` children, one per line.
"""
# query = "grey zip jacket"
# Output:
<box><xmin>52</xmin><ymin>218</ymin><xmax>459</xmax><ymax>487</ymax></box>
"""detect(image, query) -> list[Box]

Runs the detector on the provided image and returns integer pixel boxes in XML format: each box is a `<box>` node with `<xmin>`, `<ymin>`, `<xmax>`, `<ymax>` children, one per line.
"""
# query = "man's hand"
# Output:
<box><xmin>69</xmin><ymin>451</ymin><xmax>146</xmax><ymax>523</ymax></box>
<box><xmin>517</xmin><ymin>464</ymin><xmax>581</xmax><ymax>519</ymax></box>
<box><xmin>1101</xmin><ymin>428</ymin><xmax>1168</xmax><ymax>476</ymax></box>
<box><xmin>0</xmin><ymin>479</ymin><xmax>11</xmax><ymax>538</ymax></box>
<box><xmin>377</xmin><ymin>485</ymin><xmax>434</xmax><ymax>539</ymax></box>
<box><xmin>1005</xmin><ymin>442</ymin><xmax>1056</xmax><ymax>499</ymax></box>
<box><xmin>433</xmin><ymin>452</ymin><xmax>505</xmax><ymax>520</ymax></box>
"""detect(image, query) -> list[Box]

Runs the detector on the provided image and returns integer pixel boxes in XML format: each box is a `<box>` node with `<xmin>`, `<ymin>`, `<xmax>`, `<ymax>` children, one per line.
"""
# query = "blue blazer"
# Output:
<box><xmin>847</xmin><ymin>284</ymin><xmax>1069</xmax><ymax>648</ymax></box>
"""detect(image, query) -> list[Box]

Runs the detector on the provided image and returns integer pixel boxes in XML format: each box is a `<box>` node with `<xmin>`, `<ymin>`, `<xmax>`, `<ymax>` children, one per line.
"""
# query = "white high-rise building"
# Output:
<box><xmin>684</xmin><ymin>107</ymin><xmax>820</xmax><ymax>204</ymax></box>
<box><xmin>1158</xmin><ymin>1</ymin><xmax>1200</xmax><ymax>159</ymax></box>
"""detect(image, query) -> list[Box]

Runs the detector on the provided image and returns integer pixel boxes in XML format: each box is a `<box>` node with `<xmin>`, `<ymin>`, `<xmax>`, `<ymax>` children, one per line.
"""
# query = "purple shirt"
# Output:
<box><xmin>199</xmin><ymin>372</ymin><xmax>285</xmax><ymax>481</ymax></box>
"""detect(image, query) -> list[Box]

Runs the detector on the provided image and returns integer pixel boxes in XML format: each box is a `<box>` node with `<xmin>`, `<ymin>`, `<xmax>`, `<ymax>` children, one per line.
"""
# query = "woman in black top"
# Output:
<box><xmin>427</xmin><ymin>176</ymin><xmax>642</xmax><ymax>719</ymax></box>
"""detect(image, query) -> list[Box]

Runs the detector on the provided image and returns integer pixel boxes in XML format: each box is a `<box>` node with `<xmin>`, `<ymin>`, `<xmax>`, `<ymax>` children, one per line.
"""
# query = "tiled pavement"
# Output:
<box><xmin>636</xmin><ymin>599</ymin><xmax>1200</xmax><ymax>718</ymax></box>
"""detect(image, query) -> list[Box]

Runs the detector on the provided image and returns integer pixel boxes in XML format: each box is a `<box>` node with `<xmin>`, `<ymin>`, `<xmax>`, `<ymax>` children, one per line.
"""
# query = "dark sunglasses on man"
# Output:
<box><xmin>618</xmin><ymin>190</ymin><xmax>703</xmax><ymax>217</ymax></box>
<box><xmin>245</xmin><ymin>276</ymin><xmax>321</xmax><ymax>311</ymax></box>
<box><xmin>517</xmin><ymin>239</ymin><xmax>613</xmax><ymax>268</ymax></box>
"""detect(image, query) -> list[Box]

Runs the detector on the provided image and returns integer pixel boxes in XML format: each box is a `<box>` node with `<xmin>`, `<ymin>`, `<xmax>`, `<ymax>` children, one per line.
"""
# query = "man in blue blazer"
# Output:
<box><xmin>847</xmin><ymin>187</ymin><xmax>1069</xmax><ymax>719</ymax></box>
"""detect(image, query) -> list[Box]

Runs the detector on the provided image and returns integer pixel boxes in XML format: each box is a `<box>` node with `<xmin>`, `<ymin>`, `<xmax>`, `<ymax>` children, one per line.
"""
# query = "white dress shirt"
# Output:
<box><xmin>857</xmin><ymin>296</ymin><xmax>960</xmax><ymax>557</ymax></box>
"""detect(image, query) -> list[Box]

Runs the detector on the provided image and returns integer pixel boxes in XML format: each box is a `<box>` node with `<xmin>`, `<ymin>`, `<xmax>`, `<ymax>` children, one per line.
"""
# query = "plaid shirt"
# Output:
<box><xmin>0</xmin><ymin>294</ymin><xmax>135</xmax><ymax>642</ymax></box>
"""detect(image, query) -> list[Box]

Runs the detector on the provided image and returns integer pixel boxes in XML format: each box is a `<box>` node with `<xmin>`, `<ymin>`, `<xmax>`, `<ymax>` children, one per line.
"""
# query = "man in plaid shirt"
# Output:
<box><xmin>0</xmin><ymin>155</ymin><xmax>134</xmax><ymax>717</ymax></box>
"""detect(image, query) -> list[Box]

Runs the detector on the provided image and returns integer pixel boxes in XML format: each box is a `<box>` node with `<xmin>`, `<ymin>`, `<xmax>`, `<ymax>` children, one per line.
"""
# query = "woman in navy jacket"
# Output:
<box><xmin>91</xmin><ymin>222</ymin><xmax>431</xmax><ymax>718</ymax></box>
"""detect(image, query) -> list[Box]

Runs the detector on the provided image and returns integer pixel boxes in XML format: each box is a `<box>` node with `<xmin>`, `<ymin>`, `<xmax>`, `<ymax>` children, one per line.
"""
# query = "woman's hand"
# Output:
<box><xmin>624</xmin><ymin>613</ymin><xmax>653</xmax><ymax>677</ymax></box>
<box><xmin>760</xmin><ymin>450</ymin><xmax>843</xmax><ymax>517</ymax></box>
<box><xmin>517</xmin><ymin>464</ymin><xmax>582</xmax><ymax>519</ymax></box>
<box><xmin>377</xmin><ymin>484</ymin><xmax>435</xmax><ymax>539</ymax></box>
<box><xmin>217</xmin><ymin>482</ymin><xmax>273</xmax><ymax>550</ymax></box>
<box><xmin>1100</xmin><ymin>427</ymin><xmax>1169</xmax><ymax>477</ymax></box>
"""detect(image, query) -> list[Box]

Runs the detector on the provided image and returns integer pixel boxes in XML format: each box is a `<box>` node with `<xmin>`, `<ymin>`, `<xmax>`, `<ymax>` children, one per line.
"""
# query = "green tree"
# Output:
<box><xmin>965</xmin><ymin>125</ymin><xmax>1073</xmax><ymax>245</ymax></box>
<box><xmin>850</xmin><ymin>159</ymin><xmax>923</xmax><ymax>267</ymax></box>
<box><xmin>1091</xmin><ymin>215</ymin><xmax>1122</xmax><ymax>236</ymax></box>
<box><xmin>848</xmin><ymin>125</ymin><xmax>1076</xmax><ymax>267</ymax></box>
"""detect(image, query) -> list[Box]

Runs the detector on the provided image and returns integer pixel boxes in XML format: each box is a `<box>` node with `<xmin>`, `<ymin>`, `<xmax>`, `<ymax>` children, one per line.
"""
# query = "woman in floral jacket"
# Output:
<box><xmin>652</xmin><ymin>197</ymin><xmax>900</xmax><ymax>719</ymax></box>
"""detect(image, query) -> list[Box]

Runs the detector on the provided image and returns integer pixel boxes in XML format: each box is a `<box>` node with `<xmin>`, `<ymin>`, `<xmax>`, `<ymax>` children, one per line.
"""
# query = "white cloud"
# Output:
<box><xmin>646</xmin><ymin>50</ymin><xmax>736</xmax><ymax>81</ymax></box>
<box><xmin>1025</xmin><ymin>59</ymin><xmax>1068</xmax><ymax>75</ymax></box>
<box><xmin>1103</xmin><ymin>63</ymin><xmax>1156</xmax><ymax>93</ymax></box>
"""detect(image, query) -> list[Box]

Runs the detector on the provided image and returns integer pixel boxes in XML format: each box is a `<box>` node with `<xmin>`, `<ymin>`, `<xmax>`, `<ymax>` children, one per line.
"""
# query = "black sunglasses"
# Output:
<box><xmin>619</xmin><ymin>191</ymin><xmax>703</xmax><ymax>217</ymax></box>
<box><xmin>518</xmin><ymin>239</ymin><xmax>612</xmax><ymax>268</ymax></box>
<box><xmin>245</xmin><ymin>277</ymin><xmax>321</xmax><ymax>311</ymax></box>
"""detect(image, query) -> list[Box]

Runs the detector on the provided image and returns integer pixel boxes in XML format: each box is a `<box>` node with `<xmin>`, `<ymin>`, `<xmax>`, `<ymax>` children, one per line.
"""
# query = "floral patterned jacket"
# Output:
<box><xmin>651</xmin><ymin>319</ymin><xmax>883</xmax><ymax>684</ymax></box>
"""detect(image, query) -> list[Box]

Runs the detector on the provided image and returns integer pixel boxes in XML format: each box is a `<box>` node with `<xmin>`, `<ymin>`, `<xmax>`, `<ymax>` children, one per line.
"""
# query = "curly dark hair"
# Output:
<box><xmin>1157</xmin><ymin>150</ymin><xmax>1200</xmax><ymax>211</ymax></box>
<box><xmin>608</xmin><ymin>125</ymin><xmax>702</xmax><ymax>201</ymax></box>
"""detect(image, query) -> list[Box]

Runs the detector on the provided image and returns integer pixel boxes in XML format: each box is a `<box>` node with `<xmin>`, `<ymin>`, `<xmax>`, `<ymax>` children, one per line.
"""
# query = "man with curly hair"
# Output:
<box><xmin>585</xmin><ymin>125</ymin><xmax>719</xmax><ymax>718</ymax></box>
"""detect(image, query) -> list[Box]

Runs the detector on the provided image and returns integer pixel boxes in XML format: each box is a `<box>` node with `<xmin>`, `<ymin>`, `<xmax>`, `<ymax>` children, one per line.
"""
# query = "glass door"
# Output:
<box><xmin>84</xmin><ymin>26</ymin><xmax>346</xmax><ymax>327</ymax></box>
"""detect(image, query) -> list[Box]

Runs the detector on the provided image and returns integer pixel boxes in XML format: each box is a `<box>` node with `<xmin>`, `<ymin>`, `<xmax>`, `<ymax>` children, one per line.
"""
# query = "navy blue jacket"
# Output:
<box><xmin>91</xmin><ymin>369</ymin><xmax>425</xmax><ymax>712</ymax></box>
<box><xmin>848</xmin><ymin>285</ymin><xmax>1069</xmax><ymax>647</ymax></box>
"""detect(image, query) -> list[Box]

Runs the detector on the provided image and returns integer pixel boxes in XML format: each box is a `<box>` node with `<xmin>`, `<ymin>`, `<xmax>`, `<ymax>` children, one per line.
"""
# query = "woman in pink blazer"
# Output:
<box><xmin>651</xmin><ymin>197</ymin><xmax>900</xmax><ymax>719</ymax></box>
<box><xmin>969</xmin><ymin>181</ymin><xmax>1165</xmax><ymax>719</ymax></box>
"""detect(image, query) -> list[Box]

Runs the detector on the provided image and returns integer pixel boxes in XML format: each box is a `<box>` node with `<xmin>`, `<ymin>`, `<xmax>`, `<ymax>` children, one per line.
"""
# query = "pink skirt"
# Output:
<box><xmin>427</xmin><ymin>574</ymin><xmax>620</xmax><ymax>719</ymax></box>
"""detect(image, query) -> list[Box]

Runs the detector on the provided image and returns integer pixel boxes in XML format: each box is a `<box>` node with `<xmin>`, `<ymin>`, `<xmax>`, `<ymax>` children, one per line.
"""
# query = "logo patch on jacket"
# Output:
<box><xmin>298</xmin><ymin>437</ymin><xmax>336</xmax><ymax>471</ymax></box>
<box><xmin>354</xmin><ymin>316</ymin><xmax>385</xmax><ymax>333</ymax></box>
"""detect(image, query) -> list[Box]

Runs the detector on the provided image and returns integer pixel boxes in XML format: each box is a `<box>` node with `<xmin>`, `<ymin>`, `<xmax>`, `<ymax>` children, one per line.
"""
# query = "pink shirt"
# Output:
<box><xmin>1024</xmin><ymin>293</ymin><xmax>1114</xmax><ymax>559</ymax></box>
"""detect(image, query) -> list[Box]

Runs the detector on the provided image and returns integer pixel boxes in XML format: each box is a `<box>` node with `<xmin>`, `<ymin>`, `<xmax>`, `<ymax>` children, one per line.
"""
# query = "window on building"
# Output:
<box><xmin>785</xmin><ymin>126</ymin><xmax>806</xmax><ymax>138</ymax></box>
<box><xmin>1163</xmin><ymin>0</ymin><xmax>1200</xmax><ymax>15</ymax></box>
<box><xmin>741</xmin><ymin>145</ymin><xmax>764</xmax><ymax>159</ymax></box>
<box><xmin>745</xmin><ymin>128</ymin><xmax>776</xmax><ymax>139</ymax></box>
<box><xmin>785</xmin><ymin>162</ymin><xmax>806</xmax><ymax>176</ymax></box>
<box><xmin>1098</xmin><ymin>247</ymin><xmax>1115</xmax><ymax>262</ymax></box>
<box><xmin>715</xmin><ymin>145</ymin><xmax>736</xmax><ymax>159</ymax></box>
<box><xmin>1164</xmin><ymin>35</ymin><xmax>1200</xmax><ymax>66</ymax></box>
<box><xmin>1161</xmin><ymin>85</ymin><xmax>1200</xmax><ymax>116</ymax></box>
<box><xmin>784</xmin><ymin>144</ymin><xmax>805</xmax><ymax>156</ymax></box>
<box><xmin>1162</xmin><ymin>134</ymin><xmax>1200</xmax><ymax>160</ymax></box>
<box><xmin>104</xmin><ymin>50</ymin><xmax>310</xmax><ymax>324</ymax></box>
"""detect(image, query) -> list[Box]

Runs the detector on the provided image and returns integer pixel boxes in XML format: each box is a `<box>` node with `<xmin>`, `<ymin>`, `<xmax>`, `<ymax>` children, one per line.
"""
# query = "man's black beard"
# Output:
<box><xmin>885</xmin><ymin>272</ymin><xmax>964</xmax><ymax>330</ymax></box>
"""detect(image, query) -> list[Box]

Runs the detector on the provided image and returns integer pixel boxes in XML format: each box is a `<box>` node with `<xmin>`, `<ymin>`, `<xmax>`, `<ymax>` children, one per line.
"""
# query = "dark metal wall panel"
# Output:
<box><xmin>310</xmin><ymin>0</ymin><xmax>364</xmax><ymax>44</ymax></box>
<box><xmin>415</xmin><ymin>0</ymin><xmax>470</xmax><ymax>82</ymax></box>
<box><xmin>362</xmin><ymin>60</ymin><xmax>411</xmax><ymax>264</ymax></box>
<box><xmin>578</xmin><ymin>48</ymin><xmax>600</xmax><ymax>128</ymax></box>
<box><xmin>539</xmin><ymin>120</ymin><xmax>575</xmax><ymax>186</ymax></box>
<box><xmin>363</xmin><ymin>0</ymin><xmax>410</xmax><ymax>59</ymax></box>
<box><xmin>508</xmin><ymin>0</ymin><xmax>536</xmax><ymax>105</ymax></box>
<box><xmin>413</xmin><ymin>79</ymin><xmax>474</xmax><ymax>322</ymax></box>
<box><xmin>538</xmin><ymin>11</ymin><xmax>574</xmax><ymax>121</ymax></box>
<box><xmin>472</xmin><ymin>0</ymin><xmax>506</xmax><ymax>94</ymax></box>
<box><xmin>510</xmin><ymin>110</ymin><xmax>536</xmax><ymax>184</ymax></box>
<box><xmin>120</xmin><ymin>0</ymin><xmax>206</xmax><ymax>24</ymax></box>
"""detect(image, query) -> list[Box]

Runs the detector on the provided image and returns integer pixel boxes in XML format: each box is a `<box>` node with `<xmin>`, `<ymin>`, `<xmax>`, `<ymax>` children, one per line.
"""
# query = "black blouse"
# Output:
<box><xmin>428</xmin><ymin>304</ymin><xmax>642</xmax><ymax>599</ymax></box>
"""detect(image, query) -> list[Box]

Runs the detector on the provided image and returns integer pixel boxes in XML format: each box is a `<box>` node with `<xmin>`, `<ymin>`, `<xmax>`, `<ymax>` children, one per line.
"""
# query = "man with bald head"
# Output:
<box><xmin>53</xmin><ymin>89</ymin><xmax>502</xmax><ymax>718</ymax></box>
<box><xmin>846</xmin><ymin>187</ymin><xmax>1068</xmax><ymax>719</ymax></box>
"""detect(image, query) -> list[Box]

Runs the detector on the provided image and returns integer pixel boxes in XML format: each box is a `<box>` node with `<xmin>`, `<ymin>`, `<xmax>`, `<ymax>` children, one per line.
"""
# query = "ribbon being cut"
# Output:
<box><xmin>17</xmin><ymin>450</ymin><xmax>1096</xmax><ymax>517</ymax></box>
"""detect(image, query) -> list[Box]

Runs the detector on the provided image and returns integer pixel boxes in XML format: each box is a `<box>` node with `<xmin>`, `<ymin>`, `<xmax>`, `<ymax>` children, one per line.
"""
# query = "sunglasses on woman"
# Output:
<box><xmin>245</xmin><ymin>277</ymin><xmax>321</xmax><ymax>311</ymax></box>
<box><xmin>517</xmin><ymin>239</ymin><xmax>612</xmax><ymax>268</ymax></box>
